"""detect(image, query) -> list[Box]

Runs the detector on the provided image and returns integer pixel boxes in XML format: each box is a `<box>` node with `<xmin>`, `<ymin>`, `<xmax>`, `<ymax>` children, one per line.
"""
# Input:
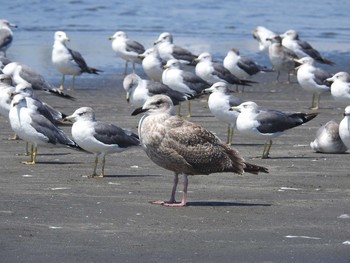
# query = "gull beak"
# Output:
<box><xmin>203</xmin><ymin>87</ymin><xmax>213</xmax><ymax>94</ymax></box>
<box><xmin>109</xmin><ymin>36</ymin><xmax>115</xmax><ymax>40</ymax></box>
<box><xmin>294</xmin><ymin>59</ymin><xmax>303</xmax><ymax>70</ymax></box>
<box><xmin>131</xmin><ymin>107</ymin><xmax>148</xmax><ymax>116</ymax></box>
<box><xmin>126</xmin><ymin>92</ymin><xmax>130</xmax><ymax>103</ymax></box>
<box><xmin>138</xmin><ymin>53</ymin><xmax>145</xmax><ymax>59</ymax></box>
<box><xmin>65</xmin><ymin>37</ymin><xmax>70</xmax><ymax>42</ymax></box>
<box><xmin>229</xmin><ymin>106</ymin><xmax>241</xmax><ymax>112</ymax></box>
<box><xmin>163</xmin><ymin>64</ymin><xmax>169</xmax><ymax>70</ymax></box>
<box><xmin>9</xmin><ymin>23</ymin><xmax>17</xmax><ymax>28</ymax></box>
<box><xmin>63</xmin><ymin>115</ymin><xmax>75</xmax><ymax>122</ymax></box>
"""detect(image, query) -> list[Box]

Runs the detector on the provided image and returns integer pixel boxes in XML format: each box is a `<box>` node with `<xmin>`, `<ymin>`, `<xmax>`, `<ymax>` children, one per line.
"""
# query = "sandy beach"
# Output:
<box><xmin>0</xmin><ymin>71</ymin><xmax>350</xmax><ymax>262</ymax></box>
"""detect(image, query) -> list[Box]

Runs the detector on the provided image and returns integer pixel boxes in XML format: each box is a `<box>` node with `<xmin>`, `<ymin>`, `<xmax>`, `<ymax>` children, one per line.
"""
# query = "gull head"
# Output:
<box><xmin>280</xmin><ymin>29</ymin><xmax>299</xmax><ymax>40</ymax></box>
<box><xmin>163</xmin><ymin>59</ymin><xmax>181</xmax><ymax>70</ymax></box>
<box><xmin>154</xmin><ymin>32</ymin><xmax>173</xmax><ymax>45</ymax></box>
<box><xmin>65</xmin><ymin>107</ymin><xmax>96</xmax><ymax>123</ymax></box>
<box><xmin>109</xmin><ymin>31</ymin><xmax>127</xmax><ymax>41</ymax></box>
<box><xmin>194</xmin><ymin>52</ymin><xmax>212</xmax><ymax>63</ymax></box>
<box><xmin>204</xmin><ymin>82</ymin><xmax>228</xmax><ymax>94</ymax></box>
<box><xmin>230</xmin><ymin>101</ymin><xmax>259</xmax><ymax>113</ymax></box>
<box><xmin>54</xmin><ymin>31</ymin><xmax>69</xmax><ymax>43</ymax></box>
<box><xmin>326</xmin><ymin>72</ymin><xmax>350</xmax><ymax>83</ymax></box>
<box><xmin>344</xmin><ymin>106</ymin><xmax>350</xmax><ymax>117</ymax></box>
<box><xmin>132</xmin><ymin>95</ymin><xmax>174</xmax><ymax>116</ymax></box>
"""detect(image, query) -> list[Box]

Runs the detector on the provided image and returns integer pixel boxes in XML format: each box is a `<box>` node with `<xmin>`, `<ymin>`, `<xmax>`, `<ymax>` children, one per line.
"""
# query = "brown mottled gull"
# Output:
<box><xmin>132</xmin><ymin>95</ymin><xmax>268</xmax><ymax>207</ymax></box>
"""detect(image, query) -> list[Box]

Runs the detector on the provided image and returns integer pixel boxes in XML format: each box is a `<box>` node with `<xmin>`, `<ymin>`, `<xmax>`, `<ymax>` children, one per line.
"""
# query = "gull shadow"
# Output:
<box><xmin>35</xmin><ymin>161</ymin><xmax>82</xmax><ymax>165</ymax></box>
<box><xmin>37</xmin><ymin>153</ymin><xmax>71</xmax><ymax>156</ymax></box>
<box><xmin>186</xmin><ymin>201</ymin><xmax>272</xmax><ymax>207</ymax></box>
<box><xmin>103</xmin><ymin>174</ymin><xmax>161</xmax><ymax>178</ymax></box>
<box><xmin>263</xmin><ymin>156</ymin><xmax>320</xmax><ymax>160</ymax></box>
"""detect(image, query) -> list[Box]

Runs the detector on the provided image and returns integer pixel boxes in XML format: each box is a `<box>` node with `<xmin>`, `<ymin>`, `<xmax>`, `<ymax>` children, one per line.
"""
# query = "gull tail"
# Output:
<box><xmin>87</xmin><ymin>67</ymin><xmax>103</xmax><ymax>75</ymax></box>
<box><xmin>243</xmin><ymin>162</ymin><xmax>269</xmax><ymax>175</ymax></box>
<box><xmin>318</xmin><ymin>57</ymin><xmax>335</xmax><ymax>65</ymax></box>
<box><xmin>47</xmin><ymin>88</ymin><xmax>76</xmax><ymax>100</ymax></box>
<box><xmin>239</xmin><ymin>79</ymin><xmax>258</xmax><ymax>86</ymax></box>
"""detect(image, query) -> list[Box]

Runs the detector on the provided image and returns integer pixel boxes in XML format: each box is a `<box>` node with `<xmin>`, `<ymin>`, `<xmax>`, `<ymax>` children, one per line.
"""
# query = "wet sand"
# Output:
<box><xmin>0</xmin><ymin>71</ymin><xmax>350</xmax><ymax>262</ymax></box>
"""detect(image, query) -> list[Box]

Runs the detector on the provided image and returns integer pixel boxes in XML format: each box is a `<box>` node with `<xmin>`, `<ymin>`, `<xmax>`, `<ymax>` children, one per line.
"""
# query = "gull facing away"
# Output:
<box><xmin>138</xmin><ymin>47</ymin><xmax>165</xmax><ymax>82</ymax></box>
<box><xmin>52</xmin><ymin>31</ymin><xmax>102</xmax><ymax>90</ymax></box>
<box><xmin>132</xmin><ymin>95</ymin><xmax>268</xmax><ymax>207</ymax></box>
<box><xmin>3</xmin><ymin>61</ymin><xmax>74</xmax><ymax>100</ymax></box>
<box><xmin>310</xmin><ymin>120</ymin><xmax>347</xmax><ymax>153</ymax></box>
<box><xmin>339</xmin><ymin>106</ymin><xmax>350</xmax><ymax>150</ymax></box>
<box><xmin>65</xmin><ymin>107</ymin><xmax>140</xmax><ymax>178</ymax></box>
<box><xmin>123</xmin><ymin>73</ymin><xmax>191</xmax><ymax>107</ymax></box>
<box><xmin>9</xmin><ymin>94</ymin><xmax>80</xmax><ymax>164</ymax></box>
<box><xmin>281</xmin><ymin>30</ymin><xmax>335</xmax><ymax>65</ymax></box>
<box><xmin>252</xmin><ymin>26</ymin><xmax>277</xmax><ymax>53</ymax></box>
<box><xmin>295</xmin><ymin>57</ymin><xmax>332</xmax><ymax>110</ymax></box>
<box><xmin>204</xmin><ymin>82</ymin><xmax>243</xmax><ymax>145</ymax></box>
<box><xmin>230</xmin><ymin>101</ymin><xmax>318</xmax><ymax>159</ymax></box>
<box><xmin>326</xmin><ymin>72</ymin><xmax>350</xmax><ymax>105</ymax></box>
<box><xmin>0</xmin><ymin>19</ymin><xmax>17</xmax><ymax>57</ymax></box>
<box><xmin>109</xmin><ymin>31</ymin><xmax>145</xmax><ymax>76</ymax></box>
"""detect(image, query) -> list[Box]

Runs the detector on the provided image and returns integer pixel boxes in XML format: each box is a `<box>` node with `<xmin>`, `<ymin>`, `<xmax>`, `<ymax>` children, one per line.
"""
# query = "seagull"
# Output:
<box><xmin>109</xmin><ymin>31</ymin><xmax>145</xmax><ymax>75</ymax></box>
<box><xmin>204</xmin><ymin>82</ymin><xmax>243</xmax><ymax>145</ymax></box>
<box><xmin>3</xmin><ymin>61</ymin><xmax>75</xmax><ymax>100</ymax></box>
<box><xmin>310</xmin><ymin>120</ymin><xmax>347</xmax><ymax>153</ymax></box>
<box><xmin>138</xmin><ymin>47</ymin><xmax>165</xmax><ymax>82</ymax></box>
<box><xmin>123</xmin><ymin>73</ymin><xmax>191</xmax><ymax>107</ymax></box>
<box><xmin>295</xmin><ymin>57</ymin><xmax>332</xmax><ymax>110</ymax></box>
<box><xmin>0</xmin><ymin>55</ymin><xmax>12</xmax><ymax>69</ymax></box>
<box><xmin>266</xmin><ymin>36</ymin><xmax>298</xmax><ymax>82</ymax></box>
<box><xmin>131</xmin><ymin>95</ymin><xmax>268</xmax><ymax>207</ymax></box>
<box><xmin>162</xmin><ymin>58</ymin><xmax>209</xmax><ymax>117</ymax></box>
<box><xmin>194</xmin><ymin>52</ymin><xmax>256</xmax><ymax>90</ymax></box>
<box><xmin>9</xmin><ymin>94</ymin><xmax>80</xmax><ymax>164</ymax></box>
<box><xmin>281</xmin><ymin>30</ymin><xmax>335</xmax><ymax>65</ymax></box>
<box><xmin>326</xmin><ymin>72</ymin><xmax>350</xmax><ymax>105</ymax></box>
<box><xmin>65</xmin><ymin>107</ymin><xmax>140</xmax><ymax>177</ymax></box>
<box><xmin>52</xmin><ymin>31</ymin><xmax>102</xmax><ymax>90</ymax></box>
<box><xmin>0</xmin><ymin>19</ymin><xmax>17</xmax><ymax>57</ymax></box>
<box><xmin>252</xmin><ymin>26</ymin><xmax>277</xmax><ymax>53</ymax></box>
<box><xmin>154</xmin><ymin>32</ymin><xmax>198</xmax><ymax>65</ymax></box>
<box><xmin>0</xmin><ymin>73</ymin><xmax>14</xmax><ymax>118</ymax></box>
<box><xmin>339</xmin><ymin>106</ymin><xmax>350</xmax><ymax>149</ymax></box>
<box><xmin>230</xmin><ymin>101</ymin><xmax>318</xmax><ymax>158</ymax></box>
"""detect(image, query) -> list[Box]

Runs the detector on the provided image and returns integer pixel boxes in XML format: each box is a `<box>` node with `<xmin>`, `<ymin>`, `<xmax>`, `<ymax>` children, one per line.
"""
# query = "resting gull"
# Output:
<box><xmin>131</xmin><ymin>95</ymin><xmax>268</xmax><ymax>207</ymax></box>
<box><xmin>0</xmin><ymin>73</ymin><xmax>14</xmax><ymax>118</ymax></box>
<box><xmin>326</xmin><ymin>72</ymin><xmax>350</xmax><ymax>105</ymax></box>
<box><xmin>252</xmin><ymin>26</ymin><xmax>277</xmax><ymax>53</ymax></box>
<box><xmin>230</xmin><ymin>101</ymin><xmax>318</xmax><ymax>158</ymax></box>
<box><xmin>281</xmin><ymin>29</ymin><xmax>335</xmax><ymax>65</ymax></box>
<box><xmin>123</xmin><ymin>73</ymin><xmax>190</xmax><ymax>107</ymax></box>
<box><xmin>109</xmin><ymin>31</ymin><xmax>145</xmax><ymax>75</ymax></box>
<box><xmin>138</xmin><ymin>47</ymin><xmax>165</xmax><ymax>82</ymax></box>
<box><xmin>295</xmin><ymin>57</ymin><xmax>332</xmax><ymax>110</ymax></box>
<box><xmin>0</xmin><ymin>19</ymin><xmax>17</xmax><ymax>57</ymax></box>
<box><xmin>65</xmin><ymin>107</ymin><xmax>140</xmax><ymax>177</ymax></box>
<box><xmin>52</xmin><ymin>31</ymin><xmax>102</xmax><ymax>90</ymax></box>
<box><xmin>310</xmin><ymin>120</ymin><xmax>347</xmax><ymax>153</ymax></box>
<box><xmin>204</xmin><ymin>82</ymin><xmax>243</xmax><ymax>145</ymax></box>
<box><xmin>339</xmin><ymin>106</ymin><xmax>350</xmax><ymax>150</ymax></box>
<box><xmin>162</xmin><ymin>58</ymin><xmax>209</xmax><ymax>117</ymax></box>
<box><xmin>9</xmin><ymin>94</ymin><xmax>80</xmax><ymax>164</ymax></box>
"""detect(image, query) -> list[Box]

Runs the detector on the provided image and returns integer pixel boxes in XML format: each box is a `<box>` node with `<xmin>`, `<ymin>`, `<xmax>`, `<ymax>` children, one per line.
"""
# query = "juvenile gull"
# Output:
<box><xmin>281</xmin><ymin>30</ymin><xmax>335</xmax><ymax>65</ymax></box>
<box><xmin>230</xmin><ymin>101</ymin><xmax>318</xmax><ymax>158</ymax></box>
<box><xmin>0</xmin><ymin>19</ymin><xmax>17</xmax><ymax>57</ymax></box>
<box><xmin>138</xmin><ymin>47</ymin><xmax>165</xmax><ymax>82</ymax></box>
<box><xmin>109</xmin><ymin>31</ymin><xmax>145</xmax><ymax>75</ymax></box>
<box><xmin>326</xmin><ymin>72</ymin><xmax>350</xmax><ymax>105</ymax></box>
<box><xmin>123</xmin><ymin>73</ymin><xmax>190</xmax><ymax>107</ymax></box>
<box><xmin>3</xmin><ymin>61</ymin><xmax>74</xmax><ymax>100</ymax></box>
<box><xmin>204</xmin><ymin>82</ymin><xmax>243</xmax><ymax>145</ymax></box>
<box><xmin>339</xmin><ymin>106</ymin><xmax>350</xmax><ymax>149</ymax></box>
<box><xmin>162</xmin><ymin>58</ymin><xmax>209</xmax><ymax>117</ymax></box>
<box><xmin>310</xmin><ymin>120</ymin><xmax>347</xmax><ymax>153</ymax></box>
<box><xmin>52</xmin><ymin>31</ymin><xmax>102</xmax><ymax>90</ymax></box>
<box><xmin>266</xmin><ymin>36</ymin><xmax>298</xmax><ymax>82</ymax></box>
<box><xmin>9</xmin><ymin>94</ymin><xmax>80</xmax><ymax>164</ymax></box>
<box><xmin>194</xmin><ymin>52</ymin><xmax>256</xmax><ymax>90</ymax></box>
<box><xmin>65</xmin><ymin>107</ymin><xmax>140</xmax><ymax>177</ymax></box>
<box><xmin>295</xmin><ymin>57</ymin><xmax>332</xmax><ymax>110</ymax></box>
<box><xmin>252</xmin><ymin>26</ymin><xmax>277</xmax><ymax>53</ymax></box>
<box><xmin>132</xmin><ymin>95</ymin><xmax>268</xmax><ymax>207</ymax></box>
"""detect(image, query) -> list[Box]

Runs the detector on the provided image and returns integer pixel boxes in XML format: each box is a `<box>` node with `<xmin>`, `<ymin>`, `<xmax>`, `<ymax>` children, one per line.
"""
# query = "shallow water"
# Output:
<box><xmin>1</xmin><ymin>0</ymin><xmax>349</xmax><ymax>82</ymax></box>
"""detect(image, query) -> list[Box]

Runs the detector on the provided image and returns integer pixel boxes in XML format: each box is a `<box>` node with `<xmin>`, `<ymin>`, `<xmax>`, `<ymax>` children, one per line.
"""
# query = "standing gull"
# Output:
<box><xmin>230</xmin><ymin>101</ymin><xmax>318</xmax><ymax>159</ymax></box>
<box><xmin>9</xmin><ymin>94</ymin><xmax>80</xmax><ymax>164</ymax></box>
<box><xmin>123</xmin><ymin>73</ymin><xmax>191</xmax><ymax>107</ymax></box>
<box><xmin>109</xmin><ymin>31</ymin><xmax>145</xmax><ymax>75</ymax></box>
<box><xmin>252</xmin><ymin>26</ymin><xmax>277</xmax><ymax>53</ymax></box>
<box><xmin>281</xmin><ymin>30</ymin><xmax>335</xmax><ymax>65</ymax></box>
<box><xmin>162</xmin><ymin>58</ymin><xmax>209</xmax><ymax>117</ymax></box>
<box><xmin>132</xmin><ymin>95</ymin><xmax>268</xmax><ymax>207</ymax></box>
<box><xmin>326</xmin><ymin>72</ymin><xmax>350</xmax><ymax>105</ymax></box>
<box><xmin>339</xmin><ymin>106</ymin><xmax>350</xmax><ymax>149</ymax></box>
<box><xmin>52</xmin><ymin>31</ymin><xmax>102</xmax><ymax>90</ymax></box>
<box><xmin>295</xmin><ymin>57</ymin><xmax>332</xmax><ymax>110</ymax></box>
<box><xmin>138</xmin><ymin>47</ymin><xmax>165</xmax><ymax>82</ymax></box>
<box><xmin>0</xmin><ymin>73</ymin><xmax>14</xmax><ymax>118</ymax></box>
<box><xmin>0</xmin><ymin>19</ymin><xmax>17</xmax><ymax>57</ymax></box>
<box><xmin>310</xmin><ymin>120</ymin><xmax>347</xmax><ymax>153</ymax></box>
<box><xmin>204</xmin><ymin>82</ymin><xmax>243</xmax><ymax>145</ymax></box>
<box><xmin>65</xmin><ymin>107</ymin><xmax>140</xmax><ymax>177</ymax></box>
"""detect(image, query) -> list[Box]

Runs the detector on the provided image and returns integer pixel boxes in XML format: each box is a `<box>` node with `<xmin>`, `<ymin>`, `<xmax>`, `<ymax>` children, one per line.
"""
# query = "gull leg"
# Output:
<box><xmin>177</xmin><ymin>102</ymin><xmax>182</xmax><ymax>117</ymax></box>
<box><xmin>59</xmin><ymin>74</ymin><xmax>65</xmax><ymax>90</ymax></box>
<box><xmin>186</xmin><ymin>101</ymin><xmax>191</xmax><ymax>118</ymax></box>
<box><xmin>90</xmin><ymin>155</ymin><xmax>99</xmax><ymax>177</ymax></box>
<box><xmin>123</xmin><ymin>61</ymin><xmax>128</xmax><ymax>76</ymax></box>
<box><xmin>8</xmin><ymin>133</ymin><xmax>19</xmax><ymax>140</ymax></box>
<box><xmin>22</xmin><ymin>146</ymin><xmax>37</xmax><ymax>165</ymax></box>
<box><xmin>162</xmin><ymin>174</ymin><xmax>188</xmax><ymax>207</ymax></box>
<box><xmin>71</xmin><ymin>75</ymin><xmax>76</xmax><ymax>90</ymax></box>
<box><xmin>132</xmin><ymin>62</ymin><xmax>136</xmax><ymax>73</ymax></box>
<box><xmin>261</xmin><ymin>140</ymin><xmax>273</xmax><ymax>159</ymax></box>
<box><xmin>152</xmin><ymin>173</ymin><xmax>180</xmax><ymax>205</ymax></box>
<box><xmin>276</xmin><ymin>71</ymin><xmax>280</xmax><ymax>82</ymax></box>
<box><xmin>96</xmin><ymin>155</ymin><xmax>106</xmax><ymax>178</ymax></box>
<box><xmin>227</xmin><ymin>126</ymin><xmax>234</xmax><ymax>145</ymax></box>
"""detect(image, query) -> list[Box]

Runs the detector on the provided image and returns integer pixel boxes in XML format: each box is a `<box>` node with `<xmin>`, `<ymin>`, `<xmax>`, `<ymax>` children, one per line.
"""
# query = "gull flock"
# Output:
<box><xmin>0</xmin><ymin>21</ymin><xmax>349</xmax><ymax>206</ymax></box>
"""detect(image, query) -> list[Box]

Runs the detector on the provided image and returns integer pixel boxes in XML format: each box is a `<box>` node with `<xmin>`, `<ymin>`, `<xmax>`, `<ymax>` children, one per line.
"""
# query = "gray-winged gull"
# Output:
<box><xmin>326</xmin><ymin>72</ymin><xmax>350</xmax><ymax>105</ymax></box>
<box><xmin>281</xmin><ymin>29</ymin><xmax>335</xmax><ymax>65</ymax></box>
<box><xmin>138</xmin><ymin>47</ymin><xmax>165</xmax><ymax>82</ymax></box>
<box><xmin>204</xmin><ymin>82</ymin><xmax>243</xmax><ymax>145</ymax></box>
<box><xmin>339</xmin><ymin>106</ymin><xmax>350</xmax><ymax>149</ymax></box>
<box><xmin>252</xmin><ymin>26</ymin><xmax>277</xmax><ymax>53</ymax></box>
<box><xmin>131</xmin><ymin>95</ymin><xmax>268</xmax><ymax>207</ymax></box>
<box><xmin>0</xmin><ymin>73</ymin><xmax>14</xmax><ymax>117</ymax></box>
<box><xmin>310</xmin><ymin>120</ymin><xmax>347</xmax><ymax>153</ymax></box>
<box><xmin>230</xmin><ymin>101</ymin><xmax>318</xmax><ymax>158</ymax></box>
<box><xmin>295</xmin><ymin>57</ymin><xmax>332</xmax><ymax>110</ymax></box>
<box><xmin>52</xmin><ymin>31</ymin><xmax>102</xmax><ymax>90</ymax></box>
<box><xmin>109</xmin><ymin>31</ymin><xmax>145</xmax><ymax>76</ymax></box>
<box><xmin>9</xmin><ymin>94</ymin><xmax>80</xmax><ymax>164</ymax></box>
<box><xmin>0</xmin><ymin>19</ymin><xmax>17</xmax><ymax>57</ymax></box>
<box><xmin>65</xmin><ymin>107</ymin><xmax>140</xmax><ymax>177</ymax></box>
